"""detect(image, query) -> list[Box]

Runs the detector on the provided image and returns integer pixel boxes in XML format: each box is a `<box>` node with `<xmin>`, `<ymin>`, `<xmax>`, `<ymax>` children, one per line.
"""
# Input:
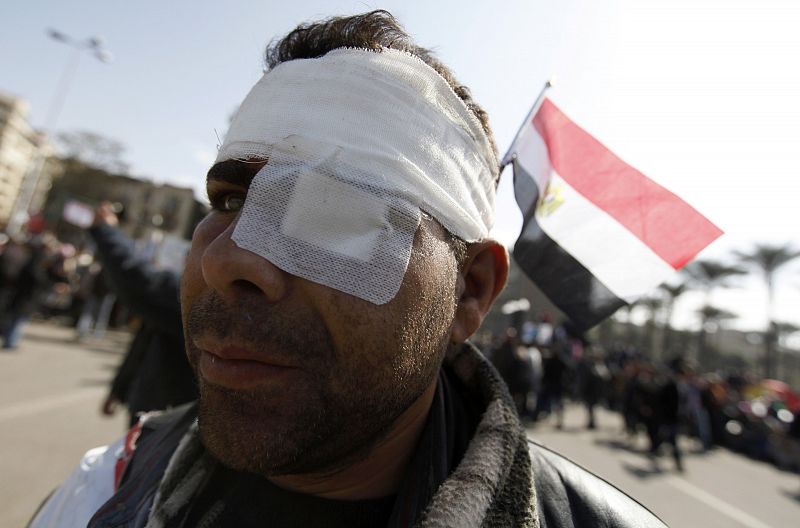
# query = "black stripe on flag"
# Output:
<box><xmin>511</xmin><ymin>159</ymin><xmax>626</xmax><ymax>331</ymax></box>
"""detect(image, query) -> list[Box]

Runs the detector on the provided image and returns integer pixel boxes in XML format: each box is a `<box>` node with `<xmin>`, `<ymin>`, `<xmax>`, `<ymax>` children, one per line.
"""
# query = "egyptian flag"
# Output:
<box><xmin>508</xmin><ymin>98</ymin><xmax>722</xmax><ymax>331</ymax></box>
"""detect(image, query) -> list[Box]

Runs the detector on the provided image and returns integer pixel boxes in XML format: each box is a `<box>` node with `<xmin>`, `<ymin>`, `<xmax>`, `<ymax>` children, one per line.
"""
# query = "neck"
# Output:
<box><xmin>269</xmin><ymin>378</ymin><xmax>438</xmax><ymax>500</ymax></box>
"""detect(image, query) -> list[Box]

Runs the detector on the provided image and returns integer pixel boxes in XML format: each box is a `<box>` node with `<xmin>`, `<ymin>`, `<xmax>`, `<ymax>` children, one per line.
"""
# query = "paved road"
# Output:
<box><xmin>2</xmin><ymin>321</ymin><xmax>800</xmax><ymax>527</ymax></box>
<box><xmin>0</xmin><ymin>321</ymin><xmax>128</xmax><ymax>527</ymax></box>
<box><xmin>528</xmin><ymin>406</ymin><xmax>800</xmax><ymax>527</ymax></box>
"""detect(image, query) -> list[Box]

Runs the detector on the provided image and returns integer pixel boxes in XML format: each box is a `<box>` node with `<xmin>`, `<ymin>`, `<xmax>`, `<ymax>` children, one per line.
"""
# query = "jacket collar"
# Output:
<box><xmin>414</xmin><ymin>342</ymin><xmax>539</xmax><ymax>527</ymax></box>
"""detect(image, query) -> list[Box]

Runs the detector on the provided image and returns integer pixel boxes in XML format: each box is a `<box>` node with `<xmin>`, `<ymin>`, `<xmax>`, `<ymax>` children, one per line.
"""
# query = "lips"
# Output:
<box><xmin>195</xmin><ymin>341</ymin><xmax>300</xmax><ymax>390</ymax></box>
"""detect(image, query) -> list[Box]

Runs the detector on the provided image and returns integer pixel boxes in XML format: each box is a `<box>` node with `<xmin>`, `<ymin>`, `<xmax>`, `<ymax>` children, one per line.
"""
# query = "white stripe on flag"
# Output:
<box><xmin>536</xmin><ymin>172</ymin><xmax>675</xmax><ymax>302</ymax></box>
<box><xmin>514</xmin><ymin>116</ymin><xmax>550</xmax><ymax>195</ymax></box>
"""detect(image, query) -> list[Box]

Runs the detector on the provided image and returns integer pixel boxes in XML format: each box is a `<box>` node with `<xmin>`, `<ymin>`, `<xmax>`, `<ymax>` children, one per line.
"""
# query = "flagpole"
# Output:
<box><xmin>499</xmin><ymin>78</ymin><xmax>554</xmax><ymax>170</ymax></box>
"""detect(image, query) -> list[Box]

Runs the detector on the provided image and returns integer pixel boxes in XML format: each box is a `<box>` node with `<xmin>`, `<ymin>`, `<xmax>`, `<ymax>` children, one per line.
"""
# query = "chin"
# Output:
<box><xmin>196</xmin><ymin>381</ymin><xmax>288</xmax><ymax>469</ymax></box>
<box><xmin>195</xmin><ymin>374</ymin><xmax>414</xmax><ymax>477</ymax></box>
<box><xmin>197</xmin><ymin>378</ymin><xmax>350</xmax><ymax>476</ymax></box>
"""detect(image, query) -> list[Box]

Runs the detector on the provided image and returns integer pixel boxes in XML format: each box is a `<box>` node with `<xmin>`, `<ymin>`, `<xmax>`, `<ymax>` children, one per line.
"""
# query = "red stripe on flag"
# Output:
<box><xmin>532</xmin><ymin>99</ymin><xmax>722</xmax><ymax>269</ymax></box>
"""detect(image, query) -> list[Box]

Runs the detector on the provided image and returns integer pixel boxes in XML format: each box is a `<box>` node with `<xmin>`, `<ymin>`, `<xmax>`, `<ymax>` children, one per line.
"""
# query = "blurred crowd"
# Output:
<box><xmin>0</xmin><ymin>231</ymin><xmax>109</xmax><ymax>349</ymax></box>
<box><xmin>481</xmin><ymin>316</ymin><xmax>800</xmax><ymax>474</ymax></box>
<box><xmin>4</xmin><ymin>228</ymin><xmax>800</xmax><ymax>477</ymax></box>
<box><xmin>1</xmin><ymin>207</ymin><xmax>196</xmax><ymax>427</ymax></box>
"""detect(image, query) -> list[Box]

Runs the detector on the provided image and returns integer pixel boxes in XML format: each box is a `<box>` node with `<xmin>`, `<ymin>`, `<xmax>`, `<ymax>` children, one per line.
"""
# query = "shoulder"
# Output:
<box><xmin>28</xmin><ymin>403</ymin><xmax>198</xmax><ymax>528</ymax></box>
<box><xmin>28</xmin><ymin>437</ymin><xmax>125</xmax><ymax>528</ymax></box>
<box><xmin>527</xmin><ymin>440</ymin><xmax>667</xmax><ymax>528</ymax></box>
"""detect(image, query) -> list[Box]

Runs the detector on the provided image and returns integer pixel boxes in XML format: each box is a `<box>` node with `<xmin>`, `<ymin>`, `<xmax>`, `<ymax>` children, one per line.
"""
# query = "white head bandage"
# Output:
<box><xmin>217</xmin><ymin>48</ymin><xmax>497</xmax><ymax>304</ymax></box>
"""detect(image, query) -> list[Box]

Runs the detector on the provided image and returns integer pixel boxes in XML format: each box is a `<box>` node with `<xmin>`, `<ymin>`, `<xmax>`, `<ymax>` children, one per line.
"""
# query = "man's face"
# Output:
<box><xmin>180</xmin><ymin>161</ymin><xmax>461</xmax><ymax>476</ymax></box>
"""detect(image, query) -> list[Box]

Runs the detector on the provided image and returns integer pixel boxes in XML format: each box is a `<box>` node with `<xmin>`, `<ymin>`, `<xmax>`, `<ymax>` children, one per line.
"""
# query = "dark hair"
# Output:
<box><xmin>266</xmin><ymin>10</ymin><xmax>489</xmax><ymax>266</ymax></box>
<box><xmin>448</xmin><ymin>233</ymin><xmax>469</xmax><ymax>268</ymax></box>
<box><xmin>265</xmin><ymin>10</ymin><xmax>499</xmax><ymax>184</ymax></box>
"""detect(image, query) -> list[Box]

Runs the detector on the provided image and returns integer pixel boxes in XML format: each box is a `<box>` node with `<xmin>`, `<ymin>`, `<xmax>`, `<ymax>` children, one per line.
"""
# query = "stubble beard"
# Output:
<box><xmin>186</xmin><ymin>289</ymin><xmax>453</xmax><ymax>478</ymax></box>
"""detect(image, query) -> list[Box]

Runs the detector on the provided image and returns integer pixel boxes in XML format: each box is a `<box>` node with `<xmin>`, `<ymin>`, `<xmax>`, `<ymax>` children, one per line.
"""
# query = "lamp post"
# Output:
<box><xmin>42</xmin><ymin>29</ymin><xmax>112</xmax><ymax>129</ymax></box>
<box><xmin>6</xmin><ymin>29</ymin><xmax>112</xmax><ymax>236</ymax></box>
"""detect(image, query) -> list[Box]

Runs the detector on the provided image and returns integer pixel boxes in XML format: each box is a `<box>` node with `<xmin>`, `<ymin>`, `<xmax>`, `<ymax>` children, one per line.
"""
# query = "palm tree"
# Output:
<box><xmin>638</xmin><ymin>296</ymin><xmax>663</xmax><ymax>359</ymax></box>
<box><xmin>686</xmin><ymin>260</ymin><xmax>746</xmax><ymax>298</ymax></box>
<box><xmin>735</xmin><ymin>244</ymin><xmax>800</xmax><ymax>378</ymax></box>
<box><xmin>626</xmin><ymin>298</ymin><xmax>649</xmax><ymax>348</ymax></box>
<box><xmin>659</xmin><ymin>282</ymin><xmax>688</xmax><ymax>357</ymax></box>
<box><xmin>685</xmin><ymin>260</ymin><xmax>745</xmax><ymax>365</ymax></box>
<box><xmin>774</xmin><ymin>321</ymin><xmax>800</xmax><ymax>343</ymax></box>
<box><xmin>696</xmin><ymin>305</ymin><xmax>737</xmax><ymax>329</ymax></box>
<box><xmin>695</xmin><ymin>305</ymin><xmax>737</xmax><ymax>369</ymax></box>
<box><xmin>772</xmin><ymin>321</ymin><xmax>800</xmax><ymax>380</ymax></box>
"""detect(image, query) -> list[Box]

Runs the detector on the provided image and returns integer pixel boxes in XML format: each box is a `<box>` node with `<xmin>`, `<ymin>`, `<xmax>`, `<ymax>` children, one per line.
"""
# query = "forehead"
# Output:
<box><xmin>213</xmin><ymin>49</ymin><xmax>495</xmax><ymax>245</ymax></box>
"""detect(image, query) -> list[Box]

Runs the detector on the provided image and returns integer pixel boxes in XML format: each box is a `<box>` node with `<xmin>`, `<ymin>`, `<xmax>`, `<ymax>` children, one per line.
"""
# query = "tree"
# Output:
<box><xmin>56</xmin><ymin>130</ymin><xmax>130</xmax><ymax>174</ymax></box>
<box><xmin>637</xmin><ymin>296</ymin><xmax>663</xmax><ymax>359</ymax></box>
<box><xmin>774</xmin><ymin>321</ymin><xmax>800</xmax><ymax>380</ymax></box>
<box><xmin>659</xmin><ymin>282</ymin><xmax>688</xmax><ymax>357</ymax></box>
<box><xmin>696</xmin><ymin>305</ymin><xmax>737</xmax><ymax>329</ymax></box>
<box><xmin>775</xmin><ymin>321</ymin><xmax>800</xmax><ymax>342</ymax></box>
<box><xmin>686</xmin><ymin>260</ymin><xmax>746</xmax><ymax>295</ymax></box>
<box><xmin>685</xmin><ymin>260</ymin><xmax>745</xmax><ymax>366</ymax></box>
<box><xmin>695</xmin><ymin>305</ymin><xmax>737</xmax><ymax>369</ymax></box>
<box><xmin>735</xmin><ymin>244</ymin><xmax>800</xmax><ymax>378</ymax></box>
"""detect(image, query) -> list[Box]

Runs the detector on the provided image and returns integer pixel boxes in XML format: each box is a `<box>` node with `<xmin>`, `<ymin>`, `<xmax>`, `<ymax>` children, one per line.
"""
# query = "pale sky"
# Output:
<box><xmin>2</xmin><ymin>0</ymin><xmax>800</xmax><ymax>334</ymax></box>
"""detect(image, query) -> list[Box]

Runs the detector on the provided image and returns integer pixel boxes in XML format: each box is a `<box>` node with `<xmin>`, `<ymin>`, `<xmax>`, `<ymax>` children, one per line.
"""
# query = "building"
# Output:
<box><xmin>0</xmin><ymin>92</ymin><xmax>59</xmax><ymax>230</ymax></box>
<box><xmin>42</xmin><ymin>158</ymin><xmax>206</xmax><ymax>269</ymax></box>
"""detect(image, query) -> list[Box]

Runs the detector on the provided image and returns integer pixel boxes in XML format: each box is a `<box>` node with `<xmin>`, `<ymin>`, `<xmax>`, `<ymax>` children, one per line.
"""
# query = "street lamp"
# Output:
<box><xmin>42</xmin><ymin>29</ymin><xmax>112</xmax><ymax>128</ymax></box>
<box><xmin>6</xmin><ymin>29</ymin><xmax>112</xmax><ymax>235</ymax></box>
<box><xmin>47</xmin><ymin>30</ymin><xmax>113</xmax><ymax>63</ymax></box>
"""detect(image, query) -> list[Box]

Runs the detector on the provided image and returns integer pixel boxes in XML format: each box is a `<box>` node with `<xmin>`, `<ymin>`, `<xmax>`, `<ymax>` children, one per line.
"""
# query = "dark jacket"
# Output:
<box><xmin>3</xmin><ymin>243</ymin><xmax>62</xmax><ymax>317</ymax></box>
<box><xmin>87</xmin><ymin>343</ymin><xmax>665</xmax><ymax>528</ymax></box>
<box><xmin>89</xmin><ymin>224</ymin><xmax>197</xmax><ymax>420</ymax></box>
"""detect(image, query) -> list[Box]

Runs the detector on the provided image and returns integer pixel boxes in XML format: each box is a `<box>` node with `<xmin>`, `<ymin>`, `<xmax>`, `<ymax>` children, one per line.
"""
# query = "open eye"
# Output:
<box><xmin>222</xmin><ymin>194</ymin><xmax>245</xmax><ymax>212</ymax></box>
<box><xmin>210</xmin><ymin>191</ymin><xmax>246</xmax><ymax>213</ymax></box>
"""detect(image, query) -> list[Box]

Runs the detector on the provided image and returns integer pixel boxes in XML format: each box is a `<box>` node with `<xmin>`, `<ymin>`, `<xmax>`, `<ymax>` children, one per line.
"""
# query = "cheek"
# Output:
<box><xmin>331</xmin><ymin>244</ymin><xmax>456</xmax><ymax>374</ymax></box>
<box><xmin>392</xmin><ymin>241</ymin><xmax>459</xmax><ymax>349</ymax></box>
<box><xmin>310</xmin><ymin>289</ymin><xmax>403</xmax><ymax>384</ymax></box>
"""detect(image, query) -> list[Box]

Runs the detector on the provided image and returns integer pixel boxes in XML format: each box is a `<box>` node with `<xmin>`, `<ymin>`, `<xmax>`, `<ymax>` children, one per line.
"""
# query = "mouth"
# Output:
<box><xmin>195</xmin><ymin>341</ymin><xmax>300</xmax><ymax>390</ymax></box>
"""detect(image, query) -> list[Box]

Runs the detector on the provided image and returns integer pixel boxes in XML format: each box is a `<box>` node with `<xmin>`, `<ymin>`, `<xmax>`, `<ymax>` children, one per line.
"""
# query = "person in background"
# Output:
<box><xmin>90</xmin><ymin>202</ymin><xmax>197</xmax><ymax>426</ymax></box>
<box><xmin>491</xmin><ymin>328</ymin><xmax>535</xmax><ymax>418</ymax></box>
<box><xmin>71</xmin><ymin>248</ymin><xmax>104</xmax><ymax>339</ymax></box>
<box><xmin>646</xmin><ymin>364</ymin><xmax>684</xmax><ymax>472</ymax></box>
<box><xmin>534</xmin><ymin>344</ymin><xmax>569</xmax><ymax>428</ymax></box>
<box><xmin>0</xmin><ymin>235</ymin><xmax>29</xmax><ymax>312</ymax></box>
<box><xmin>1</xmin><ymin>234</ymin><xmax>64</xmax><ymax>350</ymax></box>
<box><xmin>576</xmin><ymin>347</ymin><xmax>610</xmax><ymax>430</ymax></box>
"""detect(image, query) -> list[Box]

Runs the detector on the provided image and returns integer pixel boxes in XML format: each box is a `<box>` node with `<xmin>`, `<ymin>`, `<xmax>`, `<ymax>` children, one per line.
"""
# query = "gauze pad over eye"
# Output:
<box><xmin>218</xmin><ymin>48</ymin><xmax>498</xmax><ymax>304</ymax></box>
<box><xmin>232</xmin><ymin>144</ymin><xmax>421</xmax><ymax>305</ymax></box>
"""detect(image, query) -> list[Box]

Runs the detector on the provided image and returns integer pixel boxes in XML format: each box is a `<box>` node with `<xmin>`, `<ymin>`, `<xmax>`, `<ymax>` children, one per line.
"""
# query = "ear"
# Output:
<box><xmin>451</xmin><ymin>240</ymin><xmax>509</xmax><ymax>343</ymax></box>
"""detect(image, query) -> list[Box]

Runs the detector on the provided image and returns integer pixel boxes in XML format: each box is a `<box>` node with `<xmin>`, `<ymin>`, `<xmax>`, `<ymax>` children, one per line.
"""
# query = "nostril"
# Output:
<box><xmin>232</xmin><ymin>279</ymin><xmax>264</xmax><ymax>295</ymax></box>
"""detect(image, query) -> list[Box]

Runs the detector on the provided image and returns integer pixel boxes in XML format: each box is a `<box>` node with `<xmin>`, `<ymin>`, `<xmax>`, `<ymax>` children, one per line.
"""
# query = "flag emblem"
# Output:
<box><xmin>537</xmin><ymin>180</ymin><xmax>565</xmax><ymax>217</ymax></box>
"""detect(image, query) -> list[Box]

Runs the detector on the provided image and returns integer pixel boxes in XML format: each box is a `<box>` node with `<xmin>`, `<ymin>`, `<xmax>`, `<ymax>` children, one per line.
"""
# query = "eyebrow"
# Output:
<box><xmin>206</xmin><ymin>159</ymin><xmax>266</xmax><ymax>187</ymax></box>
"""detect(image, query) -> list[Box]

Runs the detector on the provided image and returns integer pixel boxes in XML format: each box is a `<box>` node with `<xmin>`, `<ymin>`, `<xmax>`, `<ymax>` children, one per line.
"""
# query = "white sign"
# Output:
<box><xmin>62</xmin><ymin>200</ymin><xmax>94</xmax><ymax>228</ymax></box>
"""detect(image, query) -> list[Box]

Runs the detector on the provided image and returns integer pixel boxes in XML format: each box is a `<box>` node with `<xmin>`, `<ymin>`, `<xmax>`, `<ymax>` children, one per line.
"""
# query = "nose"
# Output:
<box><xmin>200</xmin><ymin>217</ymin><xmax>289</xmax><ymax>304</ymax></box>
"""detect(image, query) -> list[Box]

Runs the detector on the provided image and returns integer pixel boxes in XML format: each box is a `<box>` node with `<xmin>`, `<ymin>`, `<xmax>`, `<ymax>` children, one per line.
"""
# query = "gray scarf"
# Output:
<box><xmin>414</xmin><ymin>343</ymin><xmax>539</xmax><ymax>527</ymax></box>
